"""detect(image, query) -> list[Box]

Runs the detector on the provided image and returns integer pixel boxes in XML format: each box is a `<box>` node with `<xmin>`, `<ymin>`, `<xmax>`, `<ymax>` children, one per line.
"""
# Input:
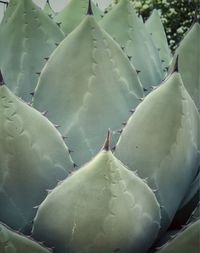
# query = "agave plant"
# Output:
<box><xmin>0</xmin><ymin>0</ymin><xmax>199</xmax><ymax>253</ymax></box>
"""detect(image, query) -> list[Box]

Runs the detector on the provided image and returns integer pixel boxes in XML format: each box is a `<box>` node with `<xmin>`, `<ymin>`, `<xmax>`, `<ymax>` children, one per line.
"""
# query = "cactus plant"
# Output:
<box><xmin>115</xmin><ymin>65</ymin><xmax>200</xmax><ymax>231</ymax></box>
<box><xmin>54</xmin><ymin>0</ymin><xmax>103</xmax><ymax>35</ymax></box>
<box><xmin>33</xmin><ymin>131</ymin><xmax>161</xmax><ymax>253</ymax></box>
<box><xmin>0</xmin><ymin>223</ymin><xmax>51</xmax><ymax>253</ymax></box>
<box><xmin>100</xmin><ymin>0</ymin><xmax>164</xmax><ymax>91</ymax></box>
<box><xmin>0</xmin><ymin>73</ymin><xmax>74</xmax><ymax>231</ymax></box>
<box><xmin>33</xmin><ymin>7</ymin><xmax>143</xmax><ymax>166</ymax></box>
<box><xmin>0</xmin><ymin>0</ymin><xmax>64</xmax><ymax>101</ymax></box>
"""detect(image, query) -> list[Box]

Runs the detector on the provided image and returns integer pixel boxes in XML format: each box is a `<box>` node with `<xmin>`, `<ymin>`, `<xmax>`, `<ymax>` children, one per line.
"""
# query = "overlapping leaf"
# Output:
<box><xmin>156</xmin><ymin>219</ymin><xmax>200</xmax><ymax>253</ymax></box>
<box><xmin>0</xmin><ymin>223</ymin><xmax>51</xmax><ymax>253</ymax></box>
<box><xmin>0</xmin><ymin>0</ymin><xmax>64</xmax><ymax>101</ymax></box>
<box><xmin>145</xmin><ymin>9</ymin><xmax>171</xmax><ymax>72</ymax></box>
<box><xmin>169</xmin><ymin>22</ymin><xmax>200</xmax><ymax>110</ymax></box>
<box><xmin>100</xmin><ymin>0</ymin><xmax>164</xmax><ymax>91</ymax></box>
<box><xmin>54</xmin><ymin>0</ymin><xmax>103</xmax><ymax>35</ymax></box>
<box><xmin>33</xmin><ymin>14</ymin><xmax>143</xmax><ymax>166</ymax></box>
<box><xmin>115</xmin><ymin>71</ymin><xmax>200</xmax><ymax>231</ymax></box>
<box><xmin>33</xmin><ymin>132</ymin><xmax>161</xmax><ymax>253</ymax></box>
<box><xmin>0</xmin><ymin>82</ymin><xmax>73</xmax><ymax>231</ymax></box>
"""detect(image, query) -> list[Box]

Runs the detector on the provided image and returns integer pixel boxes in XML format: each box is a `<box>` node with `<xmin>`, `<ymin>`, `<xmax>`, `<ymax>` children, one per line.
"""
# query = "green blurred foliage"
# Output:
<box><xmin>133</xmin><ymin>0</ymin><xmax>200</xmax><ymax>51</ymax></box>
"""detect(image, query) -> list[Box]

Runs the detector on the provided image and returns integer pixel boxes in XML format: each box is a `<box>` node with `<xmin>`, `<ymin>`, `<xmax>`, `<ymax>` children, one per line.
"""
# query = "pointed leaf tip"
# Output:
<box><xmin>87</xmin><ymin>0</ymin><xmax>93</xmax><ymax>16</ymax></box>
<box><xmin>102</xmin><ymin>130</ymin><xmax>110</xmax><ymax>151</ymax></box>
<box><xmin>0</xmin><ymin>71</ymin><xmax>5</xmax><ymax>86</ymax></box>
<box><xmin>172</xmin><ymin>55</ymin><xmax>179</xmax><ymax>73</ymax></box>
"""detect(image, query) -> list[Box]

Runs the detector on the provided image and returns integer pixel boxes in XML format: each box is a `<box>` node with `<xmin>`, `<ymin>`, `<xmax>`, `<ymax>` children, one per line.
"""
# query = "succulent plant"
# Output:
<box><xmin>145</xmin><ymin>9</ymin><xmax>172</xmax><ymax>72</ymax></box>
<box><xmin>100</xmin><ymin>0</ymin><xmax>164</xmax><ymax>91</ymax></box>
<box><xmin>155</xmin><ymin>219</ymin><xmax>200</xmax><ymax>253</ymax></box>
<box><xmin>33</xmin><ymin>7</ymin><xmax>143</xmax><ymax>166</ymax></box>
<box><xmin>115</xmin><ymin>66</ymin><xmax>200</xmax><ymax>231</ymax></box>
<box><xmin>0</xmin><ymin>223</ymin><xmax>51</xmax><ymax>253</ymax></box>
<box><xmin>0</xmin><ymin>0</ymin><xmax>199</xmax><ymax>252</ymax></box>
<box><xmin>169</xmin><ymin>21</ymin><xmax>200</xmax><ymax>110</ymax></box>
<box><xmin>53</xmin><ymin>0</ymin><xmax>103</xmax><ymax>35</ymax></box>
<box><xmin>33</xmin><ymin>131</ymin><xmax>161</xmax><ymax>253</ymax></box>
<box><xmin>0</xmin><ymin>73</ymin><xmax>73</xmax><ymax>231</ymax></box>
<box><xmin>0</xmin><ymin>0</ymin><xmax>64</xmax><ymax>102</ymax></box>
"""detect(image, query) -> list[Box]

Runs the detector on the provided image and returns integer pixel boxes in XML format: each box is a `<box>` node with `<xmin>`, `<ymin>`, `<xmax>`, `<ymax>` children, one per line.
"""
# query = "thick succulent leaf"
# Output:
<box><xmin>155</xmin><ymin>219</ymin><xmax>200</xmax><ymax>253</ymax></box>
<box><xmin>33</xmin><ymin>133</ymin><xmax>161</xmax><ymax>253</ymax></box>
<box><xmin>187</xmin><ymin>201</ymin><xmax>200</xmax><ymax>224</ymax></box>
<box><xmin>0</xmin><ymin>0</ymin><xmax>64</xmax><ymax>101</ymax></box>
<box><xmin>180</xmin><ymin>169</ymin><xmax>200</xmax><ymax>208</ymax></box>
<box><xmin>0</xmin><ymin>84</ymin><xmax>74</xmax><ymax>231</ymax></box>
<box><xmin>100</xmin><ymin>0</ymin><xmax>164</xmax><ymax>91</ymax></box>
<box><xmin>0</xmin><ymin>0</ymin><xmax>18</xmax><ymax>25</ymax></box>
<box><xmin>0</xmin><ymin>223</ymin><xmax>51</xmax><ymax>253</ymax></box>
<box><xmin>43</xmin><ymin>0</ymin><xmax>55</xmax><ymax>19</ymax></box>
<box><xmin>145</xmin><ymin>10</ymin><xmax>172</xmax><ymax>71</ymax></box>
<box><xmin>53</xmin><ymin>0</ymin><xmax>103</xmax><ymax>35</ymax></box>
<box><xmin>33</xmin><ymin>15</ymin><xmax>143</xmax><ymax>166</ymax></box>
<box><xmin>170</xmin><ymin>170</ymin><xmax>200</xmax><ymax>228</ymax></box>
<box><xmin>115</xmin><ymin>72</ymin><xmax>200</xmax><ymax>231</ymax></box>
<box><xmin>169</xmin><ymin>22</ymin><xmax>200</xmax><ymax>110</ymax></box>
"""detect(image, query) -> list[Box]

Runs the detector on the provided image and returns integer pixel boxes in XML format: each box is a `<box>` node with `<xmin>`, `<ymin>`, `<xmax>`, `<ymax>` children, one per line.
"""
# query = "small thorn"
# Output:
<box><xmin>68</xmin><ymin>149</ymin><xmax>74</xmax><ymax>154</ymax></box>
<box><xmin>104</xmin><ymin>10</ymin><xmax>108</xmax><ymax>14</ymax></box>
<box><xmin>55</xmin><ymin>42</ymin><xmax>59</xmax><ymax>46</ymax></box>
<box><xmin>136</xmin><ymin>69</ymin><xmax>141</xmax><ymax>74</ymax></box>
<box><xmin>121</xmin><ymin>46</ymin><xmax>125</xmax><ymax>51</ymax></box>
<box><xmin>48</xmin><ymin>14</ymin><xmax>53</xmax><ymax>18</ymax></box>
<box><xmin>122</xmin><ymin>122</ymin><xmax>127</xmax><ymax>126</ymax></box>
<box><xmin>172</xmin><ymin>55</ymin><xmax>179</xmax><ymax>73</ymax></box>
<box><xmin>87</xmin><ymin>0</ymin><xmax>93</xmax><ymax>15</ymax></box>
<box><xmin>139</xmin><ymin>97</ymin><xmax>144</xmax><ymax>101</ymax></box>
<box><xmin>30</xmin><ymin>91</ymin><xmax>35</xmax><ymax>96</ymax></box>
<box><xmin>42</xmin><ymin>111</ymin><xmax>48</xmax><ymax>116</ymax></box>
<box><xmin>143</xmin><ymin>87</ymin><xmax>148</xmax><ymax>92</ymax></box>
<box><xmin>44</xmin><ymin>57</ymin><xmax>49</xmax><ymax>61</ymax></box>
<box><xmin>117</xmin><ymin>129</ymin><xmax>123</xmax><ymax>134</ymax></box>
<box><xmin>36</xmin><ymin>72</ymin><xmax>41</xmax><ymax>76</ymax></box>
<box><xmin>54</xmin><ymin>124</ymin><xmax>60</xmax><ymax>128</ymax></box>
<box><xmin>0</xmin><ymin>71</ymin><xmax>5</xmax><ymax>86</ymax></box>
<box><xmin>127</xmin><ymin>55</ymin><xmax>132</xmax><ymax>60</ymax></box>
<box><xmin>102</xmin><ymin>129</ymin><xmax>110</xmax><ymax>151</ymax></box>
<box><xmin>56</xmin><ymin>22</ymin><xmax>62</xmax><ymax>27</ymax></box>
<box><xmin>62</xmin><ymin>136</ymin><xmax>67</xmax><ymax>140</ymax></box>
<box><xmin>73</xmin><ymin>163</ymin><xmax>78</xmax><ymax>168</ymax></box>
<box><xmin>130</xmin><ymin>109</ymin><xmax>135</xmax><ymax>113</ymax></box>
